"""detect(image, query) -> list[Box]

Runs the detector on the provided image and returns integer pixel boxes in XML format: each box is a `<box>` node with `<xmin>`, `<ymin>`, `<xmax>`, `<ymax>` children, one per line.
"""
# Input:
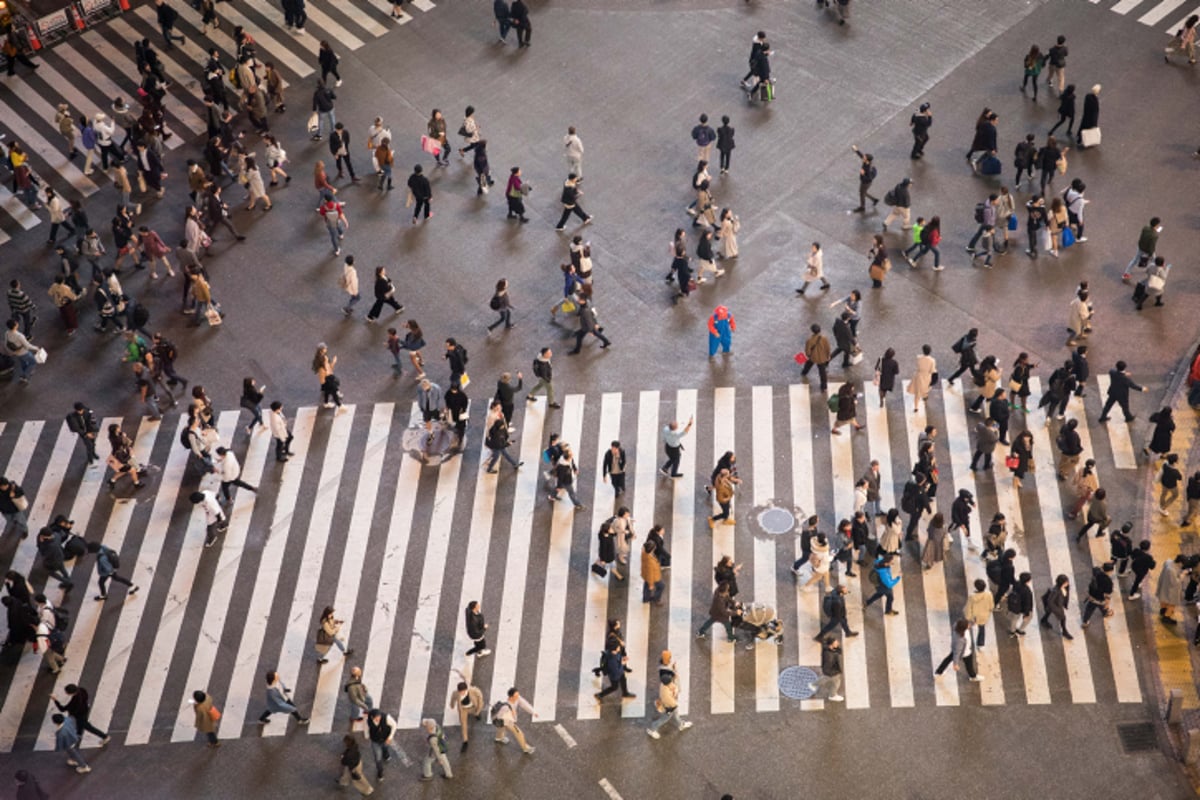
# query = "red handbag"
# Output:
<box><xmin>794</xmin><ymin>352</ymin><xmax>808</xmax><ymax>366</ymax></box>
<box><xmin>1005</xmin><ymin>454</ymin><xmax>1020</xmax><ymax>470</ymax></box>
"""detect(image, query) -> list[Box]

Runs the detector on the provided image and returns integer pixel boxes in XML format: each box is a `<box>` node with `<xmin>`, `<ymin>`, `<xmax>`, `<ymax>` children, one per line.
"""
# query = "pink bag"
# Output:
<box><xmin>420</xmin><ymin>135</ymin><xmax>442</xmax><ymax>156</ymax></box>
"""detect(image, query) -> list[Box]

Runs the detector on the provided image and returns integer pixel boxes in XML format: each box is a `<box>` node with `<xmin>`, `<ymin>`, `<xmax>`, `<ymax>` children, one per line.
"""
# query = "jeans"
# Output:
<box><xmin>905</xmin><ymin>242</ymin><xmax>940</xmax><ymax>267</ymax></box>
<box><xmin>643</xmin><ymin>579</ymin><xmax>664</xmax><ymax>603</ymax></box>
<box><xmin>648</xmin><ymin>706</ymin><xmax>688</xmax><ymax>732</ymax></box>
<box><xmin>817</xmin><ymin>615</ymin><xmax>852</xmax><ymax>638</ymax></box>
<box><xmin>371</xmin><ymin>740</ymin><xmax>398</xmax><ymax>778</ymax></box>
<box><xmin>698</xmin><ymin>617</ymin><xmax>734</xmax><ymax>639</ymax></box>
<box><xmin>13</xmin><ymin>352</ymin><xmax>36</xmax><ymax>381</ymax></box>
<box><xmin>318</xmin><ymin>110</ymin><xmax>336</xmax><ymax>139</ymax></box>
<box><xmin>314</xmin><ymin>636</ymin><xmax>348</xmax><ymax>660</ymax></box>
<box><xmin>486</xmin><ymin>447</ymin><xmax>520</xmax><ymax>470</ymax></box>
<box><xmin>488</xmin><ymin>308</ymin><xmax>512</xmax><ymax>331</ymax></box>
<box><xmin>974</xmin><ymin>621</ymin><xmax>987</xmax><ymax>647</ymax></box>
<box><xmin>865</xmin><ymin>584</ymin><xmax>894</xmax><ymax>612</ymax></box>
<box><xmin>343</xmin><ymin>293</ymin><xmax>360</xmax><ymax>314</ymax></box>
<box><xmin>1082</xmin><ymin>598</ymin><xmax>1106</xmax><ymax>624</ymax></box>
<box><xmin>497</xmin><ymin>17</ymin><xmax>511</xmax><ymax>39</ymax></box>
<box><xmin>324</xmin><ymin>219</ymin><xmax>345</xmax><ymax>251</ymax></box>
<box><xmin>2</xmin><ymin>508</ymin><xmax>29</xmax><ymax>538</ymax></box>
<box><xmin>662</xmin><ymin>445</ymin><xmax>682</xmax><ymax>476</ymax></box>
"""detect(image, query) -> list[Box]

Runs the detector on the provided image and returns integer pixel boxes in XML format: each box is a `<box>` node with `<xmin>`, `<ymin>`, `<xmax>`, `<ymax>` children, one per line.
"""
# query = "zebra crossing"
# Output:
<box><xmin>0</xmin><ymin>379</ymin><xmax>1153</xmax><ymax>752</ymax></box>
<box><xmin>1096</xmin><ymin>0</ymin><xmax>1200</xmax><ymax>31</ymax></box>
<box><xmin>0</xmin><ymin>0</ymin><xmax>439</xmax><ymax>244</ymax></box>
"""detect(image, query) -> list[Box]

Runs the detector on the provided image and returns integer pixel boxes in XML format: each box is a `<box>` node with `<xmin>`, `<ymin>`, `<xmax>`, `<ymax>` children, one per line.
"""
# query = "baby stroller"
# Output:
<box><xmin>732</xmin><ymin>601</ymin><xmax>784</xmax><ymax>650</ymax></box>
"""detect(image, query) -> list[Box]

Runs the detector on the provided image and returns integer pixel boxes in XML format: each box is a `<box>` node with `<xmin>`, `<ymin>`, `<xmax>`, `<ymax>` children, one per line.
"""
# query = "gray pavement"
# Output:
<box><xmin>1</xmin><ymin>0</ymin><xmax>1200</xmax><ymax>797</ymax></box>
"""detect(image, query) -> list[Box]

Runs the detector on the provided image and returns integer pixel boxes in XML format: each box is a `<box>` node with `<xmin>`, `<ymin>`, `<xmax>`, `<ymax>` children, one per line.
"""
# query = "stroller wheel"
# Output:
<box><xmin>775</xmin><ymin>635</ymin><xmax>784</xmax><ymax>644</ymax></box>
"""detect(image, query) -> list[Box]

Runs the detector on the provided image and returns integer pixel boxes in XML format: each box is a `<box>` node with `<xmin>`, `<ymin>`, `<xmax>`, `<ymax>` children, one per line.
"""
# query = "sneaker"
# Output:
<box><xmin>828</xmin><ymin>694</ymin><xmax>844</xmax><ymax>702</ymax></box>
<box><xmin>76</xmin><ymin>766</ymin><xmax>92</xmax><ymax>774</ymax></box>
<box><xmin>298</xmin><ymin>717</ymin><xmax>310</xmax><ymax>726</ymax></box>
<box><xmin>1128</xmin><ymin>593</ymin><xmax>1141</xmax><ymax>600</ymax></box>
<box><xmin>679</xmin><ymin>720</ymin><xmax>693</xmax><ymax>731</ymax></box>
<box><xmin>522</xmin><ymin>747</ymin><xmax>535</xmax><ymax>754</ymax></box>
<box><xmin>969</xmin><ymin>675</ymin><xmax>984</xmax><ymax>682</ymax></box>
<box><xmin>94</xmin><ymin>594</ymin><xmax>107</xmax><ymax>601</ymax></box>
<box><xmin>478</xmin><ymin>649</ymin><xmax>492</xmax><ymax>657</ymax></box>
<box><xmin>646</xmin><ymin>728</ymin><xmax>661</xmax><ymax>739</ymax></box>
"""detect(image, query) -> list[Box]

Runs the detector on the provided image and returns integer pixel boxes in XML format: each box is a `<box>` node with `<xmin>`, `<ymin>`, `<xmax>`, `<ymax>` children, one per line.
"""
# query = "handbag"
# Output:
<box><xmin>850</xmin><ymin>350</ymin><xmax>865</xmax><ymax>366</ymax></box>
<box><xmin>34</xmin><ymin>347</ymin><xmax>48</xmax><ymax>364</ymax></box>
<box><xmin>1056</xmin><ymin>155</ymin><xmax>1068</xmax><ymax>175</ymax></box>
<box><xmin>591</xmin><ymin>563</ymin><xmax>607</xmax><ymax>578</ymax></box>
<box><xmin>794</xmin><ymin>352</ymin><xmax>808</xmax><ymax>366</ymax></box>
<box><xmin>205</xmin><ymin>306</ymin><xmax>223</xmax><ymax>326</ymax></box>
<box><xmin>1008</xmin><ymin>378</ymin><xmax>1022</xmax><ymax>392</ymax></box>
<box><xmin>1080</xmin><ymin>128</ymin><xmax>1101</xmax><ymax>148</ymax></box>
<box><xmin>13</xmin><ymin>494</ymin><xmax>28</xmax><ymax>512</ymax></box>
<box><xmin>1061</xmin><ymin>227</ymin><xmax>1075</xmax><ymax>248</ymax></box>
<box><xmin>306</xmin><ymin>112</ymin><xmax>319</xmax><ymax>135</ymax></box>
<box><xmin>460</xmin><ymin>372</ymin><xmax>470</xmax><ymax>389</ymax></box>
<box><xmin>687</xmin><ymin>278</ymin><xmax>698</xmax><ymax>292</ymax></box>
<box><xmin>420</xmin><ymin>134</ymin><xmax>442</xmax><ymax>156</ymax></box>
<box><xmin>317</xmin><ymin>627</ymin><xmax>334</xmax><ymax>645</ymax></box>
<box><xmin>930</xmin><ymin>371</ymin><xmax>939</xmax><ymax>386</ymax></box>
<box><xmin>560</xmin><ymin>298</ymin><xmax>577</xmax><ymax>314</ymax></box>
<box><xmin>1147</xmin><ymin>273</ymin><xmax>1165</xmax><ymax>292</ymax></box>
<box><xmin>1007</xmin><ymin>214</ymin><xmax>1018</xmax><ymax>232</ymax></box>
<box><xmin>1005</xmin><ymin>454</ymin><xmax>1020</xmax><ymax>470</ymax></box>
<box><xmin>208</xmin><ymin>705</ymin><xmax>222</xmax><ymax>722</ymax></box>
<box><xmin>872</xmin><ymin>358</ymin><xmax>881</xmax><ymax>386</ymax></box>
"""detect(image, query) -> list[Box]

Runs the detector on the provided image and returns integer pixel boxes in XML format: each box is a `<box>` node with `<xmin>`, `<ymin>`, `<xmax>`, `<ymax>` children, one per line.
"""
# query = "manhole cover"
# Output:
<box><xmin>758</xmin><ymin>506</ymin><xmax>796</xmax><ymax>535</ymax></box>
<box><xmin>778</xmin><ymin>666</ymin><xmax>819</xmax><ymax>699</ymax></box>
<box><xmin>1116</xmin><ymin>722</ymin><xmax>1158</xmax><ymax>754</ymax></box>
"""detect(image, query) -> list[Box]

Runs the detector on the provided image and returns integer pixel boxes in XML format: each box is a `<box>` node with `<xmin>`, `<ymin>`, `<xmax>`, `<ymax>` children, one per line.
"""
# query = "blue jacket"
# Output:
<box><xmin>874</xmin><ymin>559</ymin><xmax>900</xmax><ymax>589</ymax></box>
<box><xmin>55</xmin><ymin>717</ymin><xmax>80</xmax><ymax>751</ymax></box>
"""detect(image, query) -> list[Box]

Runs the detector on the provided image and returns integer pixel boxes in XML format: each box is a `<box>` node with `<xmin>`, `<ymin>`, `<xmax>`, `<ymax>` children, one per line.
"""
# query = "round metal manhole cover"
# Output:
<box><xmin>779</xmin><ymin>666</ymin><xmax>819</xmax><ymax>700</ymax></box>
<box><xmin>758</xmin><ymin>506</ymin><xmax>796</xmax><ymax>535</ymax></box>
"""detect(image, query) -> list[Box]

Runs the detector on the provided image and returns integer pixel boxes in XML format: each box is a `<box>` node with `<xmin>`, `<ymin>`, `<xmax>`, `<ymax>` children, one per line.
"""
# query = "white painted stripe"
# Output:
<box><xmin>72</xmin><ymin>33</ymin><xmax>187</xmax><ymax>146</ymax></box>
<box><xmin>900</xmin><ymin>393</ymin><xmax>957</xmax><ymax>707</ymax></box>
<box><xmin>309</xmin><ymin>405</ymin><xmax>391</xmax><ymax>733</ymax></box>
<box><xmin>324</xmin><ymin>0</ymin><xmax>390</xmax><ymax>36</ymax></box>
<box><xmin>666</xmin><ymin>389</ymin><xmax>697</xmax><ymax>717</ymax></box>
<box><xmin>364</xmin><ymin>0</ymin><xmax>414</xmax><ymax>24</ymax></box>
<box><xmin>831</xmin><ymin>385</ymin><xmax>878</xmax><ymax>709</ymax></box>
<box><xmin>0</xmin><ymin>184</ymin><xmax>38</xmax><ymax>229</ymax></box>
<box><xmin>88</xmin><ymin>416</ymin><xmax>192</xmax><ymax>740</ymax></box>
<box><xmin>395</xmin><ymin>415</ymin><xmax>466</xmax><ymax>730</ymax></box>
<box><xmin>0</xmin><ymin>88</ymin><xmax>97</xmax><ymax>198</ymax></box>
<box><xmin>553</xmin><ymin>723</ymin><xmax>577</xmax><ymax>748</ymax></box>
<box><xmin>1026</xmin><ymin>384</ymin><xmax>1097</xmax><ymax>703</ymax></box>
<box><xmin>241</xmin><ymin>0</ymin><xmax>364</xmax><ymax>52</ymax></box>
<box><xmin>411</xmin><ymin>0</ymin><xmax>437</xmax><ymax>11</ymax></box>
<box><xmin>991</xmin><ymin>420</ymin><xmax>1052</xmax><ymax>705</ymax></box>
<box><xmin>361</xmin><ymin>404</ymin><xmax>421</xmax><ymax>712</ymax></box>
<box><xmin>1168</xmin><ymin>6</ymin><xmax>1200</xmax><ymax>32</ymax></box>
<box><xmin>621</xmin><ymin>391</ymin><xmax>658</xmax><ymax>720</ymax></box>
<box><xmin>1067</xmin><ymin>392</ymin><xmax>1142</xmax><ymax>702</ymax></box>
<box><xmin>203</xmin><ymin>4</ymin><xmax>312</xmax><ymax>79</ymax></box>
<box><xmin>855</xmin><ymin>391</ymin><xmax>895</xmax><ymax>706</ymax></box>
<box><xmin>940</xmin><ymin>390</ymin><xmax>1005</xmax><ymax>704</ymax></box>
<box><xmin>2</xmin><ymin>420</ymin><xmax>43</xmax><ymax>487</ymax></box>
<box><xmin>0</xmin><ymin>224</ymin><xmax>12</xmax><ymax>244</ymax></box>
<box><xmin>751</xmin><ymin>386</ymin><xmax>779</xmax><ymax>712</ymax></box>
<box><xmin>577</xmin><ymin>393</ymin><xmax>621</xmax><ymax>720</ymax></box>
<box><xmin>24</xmin><ymin>417</ymin><xmax>131</xmax><ymax>752</ymax></box>
<box><xmin>531</xmin><ymin>396</ymin><xmax>584</xmax><ymax>722</ymax></box>
<box><xmin>789</xmin><ymin>384</ymin><xmax>824</xmax><ymax>711</ymax></box>
<box><xmin>488</xmin><ymin>398</ymin><xmax>547</xmax><ymax>705</ymax></box>
<box><xmin>170</xmin><ymin>423</ymin><xmax>271</xmax><ymax>741</ymax></box>
<box><xmin>709</xmin><ymin>387</ymin><xmax>736</xmax><ymax>715</ymax></box>
<box><xmin>1094</xmin><ymin>374</ymin><xmax>1139</xmax><ymax>469</ymax></box>
<box><xmin>126</xmin><ymin>413</ymin><xmax>240</xmax><ymax>744</ymax></box>
<box><xmin>1141</xmin><ymin>0</ymin><xmax>1189</xmax><ymax>25</ymax></box>
<box><xmin>443</xmin><ymin>412</ymin><xmax>500</xmax><ymax>730</ymax></box>
<box><xmin>10</xmin><ymin>423</ymin><xmax>76</xmax><ymax>579</ymax></box>
<box><xmin>1112</xmin><ymin>0</ymin><xmax>1151</xmax><ymax>14</ymax></box>
<box><xmin>598</xmin><ymin>778</ymin><xmax>624</xmax><ymax>800</ymax></box>
<box><xmin>264</xmin><ymin>406</ymin><xmax>356</xmax><ymax>737</ymax></box>
<box><xmin>218</xmin><ymin>408</ymin><xmax>317</xmax><ymax>731</ymax></box>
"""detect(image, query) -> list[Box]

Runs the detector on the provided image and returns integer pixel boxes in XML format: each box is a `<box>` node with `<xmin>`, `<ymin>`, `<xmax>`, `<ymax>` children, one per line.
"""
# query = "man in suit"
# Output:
<box><xmin>66</xmin><ymin>402</ymin><xmax>100</xmax><ymax>464</ymax></box>
<box><xmin>602</xmin><ymin>441</ymin><xmax>627</xmax><ymax>497</ymax></box>
<box><xmin>1098</xmin><ymin>360</ymin><xmax>1147</xmax><ymax>423</ymax></box>
<box><xmin>510</xmin><ymin>0</ymin><xmax>531</xmax><ymax>47</ymax></box>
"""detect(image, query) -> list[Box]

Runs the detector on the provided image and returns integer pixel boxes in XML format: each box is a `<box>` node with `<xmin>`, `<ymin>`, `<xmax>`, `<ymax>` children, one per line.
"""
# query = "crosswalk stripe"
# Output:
<box><xmin>442</xmin><ymin>409</ymin><xmax>502</xmax><ymax>730</ymax></box>
<box><xmin>1094</xmin><ymin>374</ymin><xmax>1139</xmax><ymax>468</ymax></box>
<box><xmin>531</xmin><ymin>395</ymin><xmax>584</xmax><ymax>722</ymax></box>
<box><xmin>1140</xmin><ymin>0</ymin><xmax>1189</xmax><ymax>25</ymax></box>
<box><xmin>987</xmin><ymin>415</ymin><xmax>1052</xmax><ymax>705</ymax></box>
<box><xmin>577</xmin><ymin>393</ymin><xmax>621</xmax><ymax>721</ymax></box>
<box><xmin>0</xmin><ymin>186</ymin><xmax>38</xmax><ymax>230</ymax></box>
<box><xmin>9</xmin><ymin>423</ymin><xmax>76</xmax><ymax>580</ymax></box>
<box><xmin>1028</xmin><ymin>388</ymin><xmax>1097</xmax><ymax>704</ymax></box>
<box><xmin>940</xmin><ymin>389</ymin><xmax>1005</xmax><ymax>704</ymax></box>
<box><xmin>218</xmin><ymin>407</ymin><xmax>317</xmax><ymax>732</ymax></box>
<box><xmin>324</xmin><ymin>0</ymin><xmax>391</xmax><ymax>37</ymax></box>
<box><xmin>22</xmin><ymin>417</ymin><xmax>130</xmax><ymax>753</ymax></box>
<box><xmin>709</xmin><ymin>387</ymin><xmax>735</xmax><ymax>714</ymax></box>
<box><xmin>170</xmin><ymin>424</ymin><xmax>272</xmax><ymax>741</ymax></box>
<box><xmin>882</xmin><ymin>391</ymin><xmax>917</xmax><ymax>708</ymax></box>
<box><xmin>396</xmin><ymin>409</ymin><xmax>466</xmax><ymax>729</ymax></box>
<box><xmin>487</xmin><ymin>398</ymin><xmax>548</xmax><ymax>708</ymax></box>
<box><xmin>789</xmin><ymin>384</ymin><xmax>824</xmax><ymax>711</ymax></box>
<box><xmin>364</xmin><ymin>0</ymin><xmax>414</xmax><ymax>25</ymax></box>
<box><xmin>2</xmin><ymin>421</ymin><xmax>43</xmax><ymax>488</ymax></box>
<box><xmin>360</xmin><ymin>404</ymin><xmax>420</xmax><ymax>717</ymax></box>
<box><xmin>665</xmin><ymin>390</ymin><xmax>697</xmax><ymax>716</ymax></box>
<box><xmin>73</xmin><ymin>31</ymin><xmax>190</xmax><ymax>144</ymax></box>
<box><xmin>309</xmin><ymin>404</ymin><xmax>392</xmax><ymax>733</ymax></box>
<box><xmin>1112</xmin><ymin>0</ymin><xmax>1151</xmax><ymax>14</ymax></box>
<box><xmin>620</xmin><ymin>391</ymin><xmax>657</xmax><ymax>720</ymax></box>
<box><xmin>200</xmin><ymin>3</ymin><xmax>313</xmax><ymax>80</ymax></box>
<box><xmin>900</xmin><ymin>396</ymin><xmax>957</xmax><ymax>706</ymax></box>
<box><xmin>1066</xmin><ymin>391</ymin><xmax>1142</xmax><ymax>702</ymax></box>
<box><xmin>241</xmin><ymin>0</ymin><xmax>364</xmax><ymax>54</ymax></box>
<box><xmin>411</xmin><ymin>0</ymin><xmax>437</xmax><ymax>12</ymax></box>
<box><xmin>86</xmin><ymin>416</ymin><xmax>189</xmax><ymax>741</ymax></box>
<box><xmin>125</xmin><ymin>413</ymin><xmax>240</xmax><ymax>744</ymax></box>
<box><xmin>264</xmin><ymin>406</ymin><xmax>356</xmax><ymax>737</ymax></box>
<box><xmin>750</xmin><ymin>386</ymin><xmax>780</xmax><ymax>712</ymax></box>
<box><xmin>0</xmin><ymin>83</ymin><xmax>98</xmax><ymax>198</ymax></box>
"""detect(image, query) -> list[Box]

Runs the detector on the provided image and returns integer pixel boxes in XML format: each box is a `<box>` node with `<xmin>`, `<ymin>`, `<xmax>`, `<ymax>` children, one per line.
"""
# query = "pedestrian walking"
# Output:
<box><xmin>882</xmin><ymin>177</ymin><xmax>913</xmax><ymax>232</ymax></box>
<box><xmin>337</xmin><ymin>735</ymin><xmax>375</xmax><ymax>796</ymax></box>
<box><xmin>258</xmin><ymin>671</ymin><xmax>310</xmax><ymax>726</ymax></box>
<box><xmin>53</xmin><ymin>714</ymin><xmax>90</xmax><ymax>774</ymax></box>
<box><xmin>1158</xmin><ymin>454</ymin><xmax>1183</xmax><ymax>518</ymax></box>
<box><xmin>864</xmin><ymin>554</ymin><xmax>902</xmax><ymax>615</ymax></box>
<box><xmin>464</xmin><ymin>600</ymin><xmax>490</xmax><ymax>657</ymax></box>
<box><xmin>966</xmin><ymin>109</ymin><xmax>998</xmax><ymax>173</ymax></box>
<box><xmin>808</xmin><ymin>637</ymin><xmax>845</xmax><ymax>700</ymax></box>
<box><xmin>1006</xmin><ymin>572</ymin><xmax>1034</xmax><ymax>637</ymax></box>
<box><xmin>462</xmin><ymin>138</ymin><xmax>494</xmax><ymax>195</ymax></box>
<box><xmin>450</xmin><ymin>679</ymin><xmax>485</xmax><ymax>752</ymax></box>
<box><xmin>715</xmin><ymin>116</ymin><xmax>735</xmax><ymax>174</ymax></box>
<box><xmin>910</xmin><ymin>102</ymin><xmax>932</xmax><ymax>159</ymax></box>
<box><xmin>1055</xmin><ymin>418</ymin><xmax>1084</xmax><ymax>480</ymax></box>
<box><xmin>190</xmin><ymin>490</ymin><xmax>227</xmax><ymax>549</ymax></box>
<box><xmin>548</xmin><ymin>442</ymin><xmax>585</xmax><ymax>509</ymax></box>
<box><xmin>554</xmin><ymin>173</ymin><xmax>592</xmax><ymax>230</ymax></box>
<box><xmin>1077</xmin><ymin>85</ymin><xmax>1101</xmax><ymax>147</ymax></box>
<box><xmin>407</xmin><ymin>164</ymin><xmax>433</xmax><ymax>223</ymax></box>
<box><xmin>316</xmin><ymin>197</ymin><xmax>348</xmax><ymax>256</ymax></box>
<box><xmin>800</xmin><ymin>324</ymin><xmax>832</xmax><ymax>391</ymax></box>
<box><xmin>1098</xmin><ymin>360</ymin><xmax>1148</xmax><ymax>423</ymax></box>
<box><xmin>815</xmin><ymin>584</ymin><xmax>858</xmax><ymax>640</ymax></box>
<box><xmin>646</xmin><ymin>653</ymin><xmax>693</xmax><ymax>738</ymax></box>
<box><xmin>706</xmin><ymin>305</ymin><xmax>735</xmax><ymax>357</ymax></box>
<box><xmin>53</xmin><ymin>684</ymin><xmax>110</xmax><ymax>746</ymax></box>
<box><xmin>660</xmin><ymin>416</ymin><xmax>694</xmax><ymax>478</ymax></box>
<box><xmin>344</xmin><ymin>666</ymin><xmax>373</xmax><ymax>732</ymax></box>
<box><xmin>526</xmin><ymin>347</ymin><xmax>559</xmax><ymax>408</ymax></box>
<box><xmin>796</xmin><ymin>242</ymin><xmax>829</xmax><ymax>294</ymax></box>
<box><xmin>691</xmin><ymin>114</ymin><xmax>716</xmax><ymax>162</ymax></box>
<box><xmin>567</xmin><ymin>297</ymin><xmax>611</xmax><ymax>354</ymax></box>
<box><xmin>511</xmin><ymin>0</ymin><xmax>531</xmax><ymax>46</ymax></box>
<box><xmin>1045</xmin><ymin>35</ymin><xmax>1068</xmax><ymax>92</ymax></box>
<box><xmin>1166</xmin><ymin>15</ymin><xmax>1199</xmax><ymax>63</ymax></box>
<box><xmin>850</xmin><ymin>146</ymin><xmax>877</xmax><ymax>212</ymax></box>
<box><xmin>907</xmin><ymin>345</ymin><xmax>937</xmax><ymax>414</ymax></box>
<box><xmin>1081</xmin><ymin>562</ymin><xmax>1115</xmax><ymax>628</ymax></box>
<box><xmin>934</xmin><ymin>619</ymin><xmax>983</xmax><ymax>681</ymax></box>
<box><xmin>504</xmin><ymin>167</ymin><xmax>529</xmax><ymax>221</ymax></box>
<box><xmin>494</xmin><ymin>0</ymin><xmax>511</xmax><ymax>41</ymax></box>
<box><xmin>269</xmin><ymin>401</ymin><xmax>295</xmax><ymax>463</ymax></box>
<box><xmin>1157</xmin><ymin>556</ymin><xmax>1184</xmax><ymax>625</ymax></box>
<box><xmin>562</xmin><ymin>126</ymin><xmax>584</xmax><ymax>178</ymax></box>
<box><xmin>1129</xmin><ymin>541</ymin><xmax>1157</xmax><ymax>599</ymax></box>
<box><xmin>188</xmin><ymin>690</ymin><xmax>221</xmax><ymax>748</ymax></box>
<box><xmin>66</xmin><ymin>402</ymin><xmax>100</xmax><ymax>465</ymax></box>
<box><xmin>492</xmin><ymin>687</ymin><xmax>536</xmax><ymax>752</ymax></box>
<box><xmin>85</xmin><ymin>540</ymin><xmax>138</xmax><ymax>600</ymax></box>
<box><xmin>484</xmin><ymin>412</ymin><xmax>522</xmax><ymax>473</ymax></box>
<box><xmin>697</xmin><ymin>582</ymin><xmax>736</xmax><ymax>641</ymax></box>
<box><xmin>418</xmin><ymin>718</ymin><xmax>454</xmax><ymax>781</ymax></box>
<box><xmin>1020</xmin><ymin>45</ymin><xmax>1045</xmax><ymax>101</ymax></box>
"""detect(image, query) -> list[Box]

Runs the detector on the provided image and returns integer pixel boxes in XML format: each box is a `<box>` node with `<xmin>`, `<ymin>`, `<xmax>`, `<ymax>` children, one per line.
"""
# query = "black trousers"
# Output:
<box><xmin>275</xmin><ymin>433</ymin><xmax>293</xmax><ymax>461</ymax></box>
<box><xmin>801</xmin><ymin>360</ymin><xmax>828</xmax><ymax>389</ymax></box>
<box><xmin>911</xmin><ymin>132</ymin><xmax>928</xmax><ymax>158</ymax></box>
<box><xmin>466</xmin><ymin>636</ymin><xmax>487</xmax><ymax>655</ymax></box>
<box><xmin>334</xmin><ymin>154</ymin><xmax>356</xmax><ymax>179</ymax></box>
<box><xmin>556</xmin><ymin>204</ymin><xmax>588</xmax><ymax>228</ymax></box>
<box><xmin>718</xmin><ymin>149</ymin><xmax>731</xmax><ymax>171</ymax></box>
<box><xmin>220</xmin><ymin>478</ymin><xmax>256</xmax><ymax>503</ymax></box>
<box><xmin>661</xmin><ymin>445</ymin><xmax>682</xmax><ymax>476</ymax></box>
<box><xmin>78</xmin><ymin>433</ymin><xmax>99</xmax><ymax>463</ymax></box>
<box><xmin>1099</xmin><ymin>396</ymin><xmax>1133</xmax><ymax>422</ymax></box>
<box><xmin>610</xmin><ymin>472</ymin><xmax>625</xmax><ymax>495</ymax></box>
<box><xmin>367</xmin><ymin>295</ymin><xmax>401</xmax><ymax>320</ymax></box>
<box><xmin>596</xmin><ymin>675</ymin><xmax>629</xmax><ymax>697</ymax></box>
<box><xmin>412</xmin><ymin>198</ymin><xmax>430</xmax><ymax>219</ymax></box>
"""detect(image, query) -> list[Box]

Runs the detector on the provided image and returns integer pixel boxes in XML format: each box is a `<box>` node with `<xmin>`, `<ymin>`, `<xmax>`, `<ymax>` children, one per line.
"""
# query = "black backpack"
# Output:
<box><xmin>985</xmin><ymin>558</ymin><xmax>1003</xmax><ymax>583</ymax></box>
<box><xmin>456</xmin><ymin>345</ymin><xmax>468</xmax><ymax>365</ymax></box>
<box><xmin>52</xmin><ymin>605</ymin><xmax>70</xmax><ymax>632</ymax></box>
<box><xmin>489</xmin><ymin>295</ymin><xmax>502</xmax><ymax>311</ymax></box>
<box><xmin>883</xmin><ymin>188</ymin><xmax>896</xmax><ymax>206</ymax></box>
<box><xmin>48</xmin><ymin>628</ymin><xmax>67</xmax><ymax>655</ymax></box>
<box><xmin>973</xmin><ymin>203</ymin><xmax>986</xmax><ymax>224</ymax></box>
<box><xmin>900</xmin><ymin>480</ymin><xmax>918</xmax><ymax>514</ymax></box>
<box><xmin>490</xmin><ymin>700</ymin><xmax>508</xmax><ymax>727</ymax></box>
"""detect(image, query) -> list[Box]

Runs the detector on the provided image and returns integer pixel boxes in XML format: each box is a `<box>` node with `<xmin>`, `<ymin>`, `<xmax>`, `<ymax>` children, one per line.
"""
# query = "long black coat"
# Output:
<box><xmin>1080</xmin><ymin>93</ymin><xmax>1100</xmax><ymax>130</ymax></box>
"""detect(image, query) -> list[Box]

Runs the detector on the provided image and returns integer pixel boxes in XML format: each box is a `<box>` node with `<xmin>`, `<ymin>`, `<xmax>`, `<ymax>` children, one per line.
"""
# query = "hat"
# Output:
<box><xmin>919</xmin><ymin>102</ymin><xmax>930</xmax><ymax>112</ymax></box>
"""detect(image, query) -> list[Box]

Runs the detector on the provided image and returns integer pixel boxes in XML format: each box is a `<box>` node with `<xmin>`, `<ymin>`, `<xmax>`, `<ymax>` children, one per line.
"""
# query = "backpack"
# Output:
<box><xmin>489</xmin><ymin>294</ymin><xmax>502</xmax><ymax>311</ymax></box>
<box><xmin>822</xmin><ymin>594</ymin><xmax>834</xmax><ymax>617</ymax></box>
<box><xmin>883</xmin><ymin>189</ymin><xmax>896</xmax><ymax>206</ymax></box>
<box><xmin>180</xmin><ymin>426</ymin><xmax>192</xmax><ymax>451</ymax></box>
<box><xmin>1041</xmin><ymin>588</ymin><xmax>1052</xmax><ymax>609</ymax></box>
<box><xmin>985</xmin><ymin>558</ymin><xmax>1003</xmax><ymax>583</ymax></box>
<box><xmin>868</xmin><ymin>567</ymin><xmax>881</xmax><ymax>587</ymax></box>
<box><xmin>456</xmin><ymin>344</ymin><xmax>468</xmax><ymax>365</ymax></box>
<box><xmin>1006</xmin><ymin>588</ymin><xmax>1024</xmax><ymax>613</ymax></box>
<box><xmin>973</xmin><ymin>203</ymin><xmax>986</xmax><ymax>224</ymax></box>
<box><xmin>52</xmin><ymin>605</ymin><xmax>70</xmax><ymax>632</ymax></box>
<box><xmin>490</xmin><ymin>700</ymin><xmax>508</xmax><ymax>727</ymax></box>
<box><xmin>951</xmin><ymin>336</ymin><xmax>965</xmax><ymax>354</ymax></box>
<box><xmin>900</xmin><ymin>480</ymin><xmax>918</xmax><ymax>514</ymax></box>
<box><xmin>105</xmin><ymin>546</ymin><xmax>121</xmax><ymax>570</ymax></box>
<box><xmin>48</xmin><ymin>628</ymin><xmax>67</xmax><ymax>655</ymax></box>
<box><xmin>156</xmin><ymin>337</ymin><xmax>177</xmax><ymax>362</ymax></box>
